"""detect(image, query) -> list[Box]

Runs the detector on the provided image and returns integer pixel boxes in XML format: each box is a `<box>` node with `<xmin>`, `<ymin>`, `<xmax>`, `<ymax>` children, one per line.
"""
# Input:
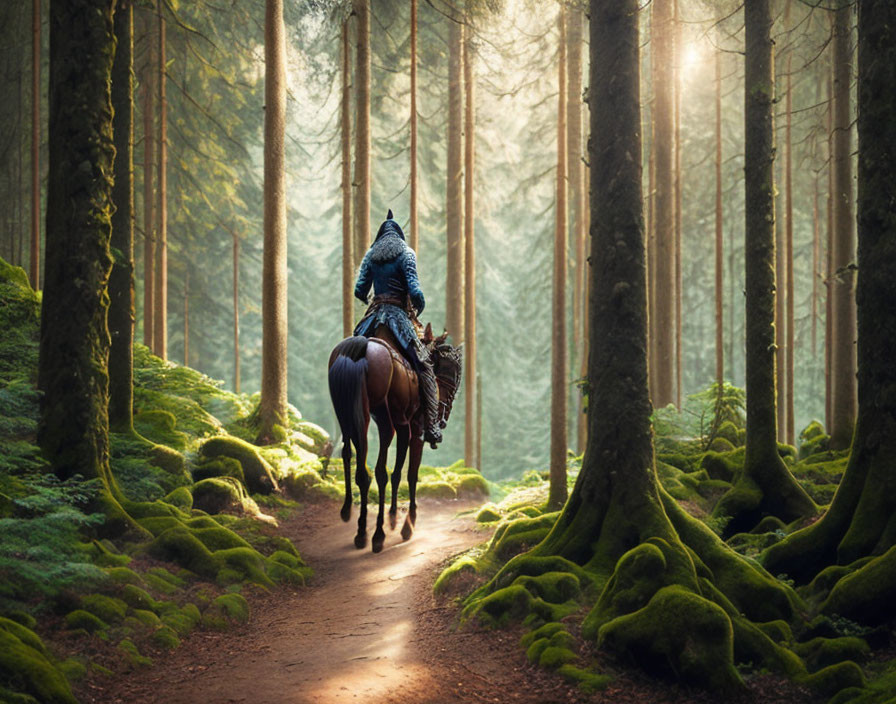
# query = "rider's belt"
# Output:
<box><xmin>371</xmin><ymin>294</ymin><xmax>408</xmax><ymax>308</ymax></box>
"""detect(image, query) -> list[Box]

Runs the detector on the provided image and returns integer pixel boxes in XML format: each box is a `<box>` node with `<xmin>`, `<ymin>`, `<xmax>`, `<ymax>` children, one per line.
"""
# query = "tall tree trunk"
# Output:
<box><xmin>650</xmin><ymin>0</ymin><xmax>675</xmax><ymax>408</ymax></box>
<box><xmin>763</xmin><ymin>0</ymin><xmax>896</xmax><ymax>594</ymax></box>
<box><xmin>476</xmin><ymin>372</ymin><xmax>482</xmax><ymax>470</ymax></box>
<box><xmin>153</xmin><ymin>2</ymin><xmax>167</xmax><ymax>360</ymax></box>
<box><xmin>142</xmin><ymin>6</ymin><xmax>156</xmax><ymax>349</ymax></box>
<box><xmin>341</xmin><ymin>17</ymin><xmax>353</xmax><ymax>338</ymax></box>
<box><xmin>445</xmin><ymin>15</ymin><xmax>465</xmax><ymax>343</ymax></box>
<box><xmin>715</xmin><ymin>0</ymin><xmax>816</xmax><ymax>536</ymax></box>
<box><xmin>38</xmin><ymin>0</ymin><xmax>116</xmax><ymax>483</ymax></box>
<box><xmin>463</xmin><ymin>25</ymin><xmax>477</xmax><ymax>469</ymax></box>
<box><xmin>567</xmin><ymin>2</ymin><xmax>586</xmax><ymax>454</ymax></box>
<box><xmin>784</xmin><ymin>1</ymin><xmax>795</xmax><ymax>445</ymax></box>
<box><xmin>109</xmin><ymin>0</ymin><xmax>136</xmax><ymax>433</ymax></box>
<box><xmin>714</xmin><ymin>24</ymin><xmax>724</xmax><ymax>385</ymax></box>
<box><xmin>30</xmin><ymin>0</ymin><xmax>41</xmax><ymax>290</ymax></box>
<box><xmin>829</xmin><ymin>3</ymin><xmax>857</xmax><ymax>450</ymax></box>
<box><xmin>410</xmin><ymin>0</ymin><xmax>419</xmax><ymax>256</ymax></box>
<box><xmin>257</xmin><ymin>0</ymin><xmax>289</xmax><ymax>442</ymax></box>
<box><xmin>775</xmin><ymin>157</ymin><xmax>787</xmax><ymax>442</ymax></box>
<box><xmin>183</xmin><ymin>269</ymin><xmax>189</xmax><ymax>366</ymax></box>
<box><xmin>352</xmin><ymin>0</ymin><xmax>370</xmax><ymax>271</ymax></box>
<box><xmin>549</xmin><ymin>5</ymin><xmax>568</xmax><ymax>510</ymax></box>
<box><xmin>233</xmin><ymin>233</ymin><xmax>240</xmax><ymax>394</ymax></box>
<box><xmin>825</xmin><ymin>69</ymin><xmax>833</xmax><ymax>432</ymax></box>
<box><xmin>673</xmin><ymin>0</ymin><xmax>682</xmax><ymax>409</ymax></box>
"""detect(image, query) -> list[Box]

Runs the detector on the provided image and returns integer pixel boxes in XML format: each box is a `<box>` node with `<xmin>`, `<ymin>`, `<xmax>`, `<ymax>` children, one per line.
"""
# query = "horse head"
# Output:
<box><xmin>430</xmin><ymin>336</ymin><xmax>463</xmax><ymax>428</ymax></box>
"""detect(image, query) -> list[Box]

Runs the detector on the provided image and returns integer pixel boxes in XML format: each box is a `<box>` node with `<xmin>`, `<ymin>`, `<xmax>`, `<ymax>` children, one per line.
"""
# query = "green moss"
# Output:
<box><xmin>134</xmin><ymin>410</ymin><xmax>189</xmax><ymax>451</ymax></box>
<box><xmin>202</xmin><ymin>593</ymin><xmax>249</xmax><ymax>630</ymax></box>
<box><xmin>464</xmin><ymin>584</ymin><xmax>533</xmax><ymax>627</ymax></box>
<box><xmin>192</xmin><ymin>456</ymin><xmax>245</xmax><ymax>483</ymax></box>
<box><xmin>416</xmin><ymin>481</ymin><xmax>457</xmax><ymax>500</ymax></box>
<box><xmin>130</xmin><ymin>609</ymin><xmax>160</xmax><ymax>627</ymax></box>
<box><xmin>476</xmin><ymin>505</ymin><xmax>502</xmax><ymax>523</ymax></box>
<box><xmin>539</xmin><ymin>645</ymin><xmax>578</xmax><ymax>669</ymax></box>
<box><xmin>88</xmin><ymin>539</ymin><xmax>131</xmax><ymax>567</ymax></box>
<box><xmin>200</xmin><ymin>436</ymin><xmax>278</xmax><ymax>494</ymax></box>
<box><xmin>148</xmin><ymin>526</ymin><xmax>222</xmax><ymax>579</ymax></box>
<box><xmin>147</xmin><ymin>444</ymin><xmax>186</xmax><ymax>476</ymax></box>
<box><xmin>80</xmin><ymin>594</ymin><xmax>127</xmax><ymax>624</ymax></box>
<box><xmin>513</xmin><ymin>571</ymin><xmax>581</xmax><ymax>603</ymax></box>
<box><xmin>700</xmin><ymin>447</ymin><xmax>745</xmax><ymax>482</ymax></box>
<box><xmin>0</xmin><ymin>618</ymin><xmax>46</xmax><ymax>655</ymax></box>
<box><xmin>557</xmin><ymin>664</ymin><xmax>612</xmax><ymax>693</ymax></box>
<box><xmin>433</xmin><ymin>555</ymin><xmax>480</xmax><ymax>595</ymax></box>
<box><xmin>151</xmin><ymin>625</ymin><xmax>181</xmax><ymax>649</ymax></box>
<box><xmin>709</xmin><ymin>436</ymin><xmax>736</xmax><ymax>453</ymax></box>
<box><xmin>103</xmin><ymin>566</ymin><xmax>144</xmax><ymax>587</ymax></box>
<box><xmin>800</xmin><ymin>661</ymin><xmax>866</xmax><ymax>697</ymax></box>
<box><xmin>117</xmin><ymin>638</ymin><xmax>152</xmax><ymax>667</ymax></box>
<box><xmin>163</xmin><ymin>486</ymin><xmax>193</xmax><ymax>511</ymax></box>
<box><xmin>159</xmin><ymin>603</ymin><xmax>201</xmax><ymax>638</ymax></box>
<box><xmin>756</xmin><ymin>620</ymin><xmax>793</xmax><ymax>645</ymax></box>
<box><xmin>794</xmin><ymin>637</ymin><xmax>871</xmax><ymax>672</ymax></box>
<box><xmin>822</xmin><ymin>544</ymin><xmax>896</xmax><ymax>624</ymax></box>
<box><xmin>598</xmin><ymin>585</ymin><xmax>745</xmax><ymax>692</ymax></box>
<box><xmin>455</xmin><ymin>473</ymin><xmax>489</xmax><ymax>498</ymax></box>
<box><xmin>64</xmin><ymin>610</ymin><xmax>107</xmax><ymax>633</ymax></box>
<box><xmin>143</xmin><ymin>573</ymin><xmax>178</xmax><ymax>595</ymax></box>
<box><xmin>192</xmin><ymin>526</ymin><xmax>252</xmax><ymax>552</ymax></box>
<box><xmin>120</xmin><ymin>584</ymin><xmax>155</xmax><ymax>611</ymax></box>
<box><xmin>192</xmin><ymin>477</ymin><xmax>259</xmax><ymax>516</ymax></box>
<box><xmin>216</xmin><ymin>547</ymin><xmax>274</xmax><ymax>588</ymax></box>
<box><xmin>137</xmin><ymin>515</ymin><xmax>182</xmax><ymax>536</ymax></box>
<box><xmin>520</xmin><ymin>622</ymin><xmax>566</xmax><ymax>649</ymax></box>
<box><xmin>0</xmin><ymin>627</ymin><xmax>77</xmax><ymax>704</ymax></box>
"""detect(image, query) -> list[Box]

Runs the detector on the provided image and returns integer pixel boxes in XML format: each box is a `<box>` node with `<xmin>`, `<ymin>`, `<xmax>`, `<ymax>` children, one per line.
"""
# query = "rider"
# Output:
<box><xmin>353</xmin><ymin>210</ymin><xmax>443</xmax><ymax>448</ymax></box>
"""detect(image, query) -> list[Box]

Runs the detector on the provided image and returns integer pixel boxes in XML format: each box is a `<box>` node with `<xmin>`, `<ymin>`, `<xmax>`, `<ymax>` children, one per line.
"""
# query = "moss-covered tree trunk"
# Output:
<box><xmin>109</xmin><ymin>0</ymin><xmax>136</xmax><ymax>433</ymax></box>
<box><xmin>153</xmin><ymin>1</ymin><xmax>168</xmax><ymax>360</ymax></box>
<box><xmin>257</xmin><ymin>0</ymin><xmax>289</xmax><ymax>443</ymax></box>
<box><xmin>829</xmin><ymin>2</ymin><xmax>857</xmax><ymax>451</ymax></box>
<box><xmin>38</xmin><ymin>0</ymin><xmax>133</xmax><ymax>534</ymax></box>
<box><xmin>548</xmin><ymin>4</ymin><xmax>568</xmax><ymax>510</ymax></box>
<box><xmin>30</xmin><ymin>0</ymin><xmax>41</xmax><ymax>291</ymax></box>
<box><xmin>141</xmin><ymin>5</ymin><xmax>156</xmax><ymax>349</ymax></box>
<box><xmin>714</xmin><ymin>17</ymin><xmax>724</xmax><ymax>385</ymax></box>
<box><xmin>445</xmin><ymin>13</ymin><xmax>465</xmax><ymax>343</ymax></box>
<box><xmin>712</xmin><ymin>0</ymin><xmax>816</xmax><ymax>536</ymax></box>
<box><xmin>762</xmin><ymin>0</ymin><xmax>896</xmax><ymax>592</ymax></box>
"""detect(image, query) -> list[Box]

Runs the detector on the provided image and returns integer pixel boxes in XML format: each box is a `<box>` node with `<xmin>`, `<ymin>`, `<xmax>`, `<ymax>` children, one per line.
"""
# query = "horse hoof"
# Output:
<box><xmin>388</xmin><ymin>511</ymin><xmax>398</xmax><ymax>530</ymax></box>
<box><xmin>341</xmin><ymin>505</ymin><xmax>351</xmax><ymax>522</ymax></box>
<box><xmin>400</xmin><ymin>522</ymin><xmax>413</xmax><ymax>541</ymax></box>
<box><xmin>354</xmin><ymin>533</ymin><xmax>367</xmax><ymax>549</ymax></box>
<box><xmin>372</xmin><ymin>538</ymin><xmax>384</xmax><ymax>553</ymax></box>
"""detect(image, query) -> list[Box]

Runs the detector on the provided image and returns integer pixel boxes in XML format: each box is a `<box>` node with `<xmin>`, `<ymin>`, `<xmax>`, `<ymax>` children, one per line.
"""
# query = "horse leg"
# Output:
<box><xmin>371</xmin><ymin>409</ymin><xmax>393</xmax><ymax>553</ymax></box>
<box><xmin>340</xmin><ymin>437</ymin><xmax>352</xmax><ymax>522</ymax></box>
<box><xmin>390</xmin><ymin>425</ymin><xmax>410</xmax><ymax>530</ymax></box>
<box><xmin>354</xmin><ymin>431</ymin><xmax>370</xmax><ymax>549</ymax></box>
<box><xmin>401</xmin><ymin>435</ymin><xmax>424</xmax><ymax>541</ymax></box>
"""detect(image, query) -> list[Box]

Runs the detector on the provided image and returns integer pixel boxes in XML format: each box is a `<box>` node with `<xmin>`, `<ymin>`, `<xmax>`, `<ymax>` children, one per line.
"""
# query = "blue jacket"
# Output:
<box><xmin>353</xmin><ymin>217</ymin><xmax>425</xmax><ymax>358</ymax></box>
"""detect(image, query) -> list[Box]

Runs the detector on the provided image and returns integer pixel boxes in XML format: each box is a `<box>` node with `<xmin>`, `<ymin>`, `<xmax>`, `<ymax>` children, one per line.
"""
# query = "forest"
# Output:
<box><xmin>0</xmin><ymin>0</ymin><xmax>894</xmax><ymax>702</ymax></box>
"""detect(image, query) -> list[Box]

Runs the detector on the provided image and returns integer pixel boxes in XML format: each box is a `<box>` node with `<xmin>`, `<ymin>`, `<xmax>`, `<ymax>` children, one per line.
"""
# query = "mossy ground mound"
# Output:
<box><xmin>0</xmin><ymin>257</ymin><xmax>322</xmax><ymax>702</ymax></box>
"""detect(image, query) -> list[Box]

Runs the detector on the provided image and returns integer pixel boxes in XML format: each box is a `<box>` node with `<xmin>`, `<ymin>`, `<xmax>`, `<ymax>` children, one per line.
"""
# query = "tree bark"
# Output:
<box><xmin>784</xmin><ymin>4</ymin><xmax>795</xmax><ymax>445</ymax></box>
<box><xmin>38</xmin><ymin>0</ymin><xmax>116</xmax><ymax>484</ymax></box>
<box><xmin>446</xmin><ymin>14</ymin><xmax>465</xmax><ymax>343</ymax></box>
<box><xmin>341</xmin><ymin>17</ymin><xmax>353</xmax><ymax>338</ymax></box>
<box><xmin>109</xmin><ymin>0</ymin><xmax>136</xmax><ymax>433</ymax></box>
<box><xmin>763</xmin><ymin>0</ymin><xmax>896</xmax><ymax>589</ymax></box>
<box><xmin>829</xmin><ymin>3</ymin><xmax>857</xmax><ymax>450</ymax></box>
<box><xmin>649</xmin><ymin>0</ymin><xmax>675</xmax><ymax>408</ymax></box>
<box><xmin>183</xmin><ymin>269</ymin><xmax>189</xmax><ymax>366</ymax></box>
<box><xmin>549</xmin><ymin>5</ymin><xmax>569</xmax><ymax>510</ymax></box>
<box><xmin>352</xmin><ymin>0</ymin><xmax>370</xmax><ymax>271</ymax></box>
<box><xmin>714</xmin><ymin>24</ymin><xmax>724</xmax><ymax>385</ymax></box>
<box><xmin>153</xmin><ymin>1</ymin><xmax>167</xmax><ymax>360</ymax></box>
<box><xmin>410</xmin><ymin>0</ymin><xmax>419</xmax><ymax>256</ymax></box>
<box><xmin>568</xmin><ymin>2</ymin><xmax>586</xmax><ymax>453</ymax></box>
<box><xmin>673</xmin><ymin>0</ymin><xmax>682</xmax><ymax>409</ymax></box>
<box><xmin>142</xmin><ymin>5</ymin><xmax>156</xmax><ymax>349</ymax></box>
<box><xmin>30</xmin><ymin>0</ymin><xmax>41</xmax><ymax>290</ymax></box>
<box><xmin>463</xmin><ymin>24</ymin><xmax>477</xmax><ymax>469</ymax></box>
<box><xmin>714</xmin><ymin>0</ymin><xmax>816</xmax><ymax>535</ymax></box>
<box><xmin>233</xmin><ymin>233</ymin><xmax>240</xmax><ymax>394</ymax></box>
<box><xmin>257</xmin><ymin>0</ymin><xmax>289</xmax><ymax>442</ymax></box>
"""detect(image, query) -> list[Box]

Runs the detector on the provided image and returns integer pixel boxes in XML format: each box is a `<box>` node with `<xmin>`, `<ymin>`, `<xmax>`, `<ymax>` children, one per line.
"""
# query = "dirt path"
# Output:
<box><xmin>90</xmin><ymin>501</ymin><xmax>575</xmax><ymax>704</ymax></box>
<box><xmin>88</xmin><ymin>500</ymin><xmax>817</xmax><ymax>704</ymax></box>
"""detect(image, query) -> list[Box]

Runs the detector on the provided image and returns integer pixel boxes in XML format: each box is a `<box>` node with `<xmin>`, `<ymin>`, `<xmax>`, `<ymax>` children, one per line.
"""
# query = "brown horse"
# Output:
<box><xmin>327</xmin><ymin>325</ymin><xmax>462</xmax><ymax>552</ymax></box>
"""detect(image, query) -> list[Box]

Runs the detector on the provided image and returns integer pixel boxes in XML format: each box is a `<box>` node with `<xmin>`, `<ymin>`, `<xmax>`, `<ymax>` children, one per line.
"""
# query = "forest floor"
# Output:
<box><xmin>81</xmin><ymin>499</ymin><xmax>820</xmax><ymax>704</ymax></box>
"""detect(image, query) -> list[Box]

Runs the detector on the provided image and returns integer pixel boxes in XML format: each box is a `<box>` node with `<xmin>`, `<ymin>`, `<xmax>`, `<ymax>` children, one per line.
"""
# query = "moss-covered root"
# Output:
<box><xmin>711</xmin><ymin>450</ymin><xmax>818</xmax><ymax>537</ymax></box>
<box><xmin>200</xmin><ymin>436</ymin><xmax>279</xmax><ymax>494</ymax></box>
<box><xmin>597</xmin><ymin>585</ymin><xmax>746</xmax><ymax>692</ymax></box>
<box><xmin>0</xmin><ymin>618</ymin><xmax>77</xmax><ymax>704</ymax></box>
<box><xmin>820</xmin><ymin>544</ymin><xmax>896</xmax><ymax>625</ymax></box>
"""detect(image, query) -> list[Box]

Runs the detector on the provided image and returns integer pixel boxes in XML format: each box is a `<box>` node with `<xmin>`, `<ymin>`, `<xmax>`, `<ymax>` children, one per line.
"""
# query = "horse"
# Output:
<box><xmin>327</xmin><ymin>324</ymin><xmax>462</xmax><ymax>552</ymax></box>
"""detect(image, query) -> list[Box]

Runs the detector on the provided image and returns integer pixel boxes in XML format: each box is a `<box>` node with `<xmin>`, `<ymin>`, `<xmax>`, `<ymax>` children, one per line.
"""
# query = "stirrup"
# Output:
<box><xmin>424</xmin><ymin>427</ymin><xmax>442</xmax><ymax>449</ymax></box>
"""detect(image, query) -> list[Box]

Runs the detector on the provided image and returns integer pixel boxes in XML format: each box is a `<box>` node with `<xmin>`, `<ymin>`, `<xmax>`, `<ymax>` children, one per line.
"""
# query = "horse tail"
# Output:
<box><xmin>329</xmin><ymin>336</ymin><xmax>369</xmax><ymax>448</ymax></box>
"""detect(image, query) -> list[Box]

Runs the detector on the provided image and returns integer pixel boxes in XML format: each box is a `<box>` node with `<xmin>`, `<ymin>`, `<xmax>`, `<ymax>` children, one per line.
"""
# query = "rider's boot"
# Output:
<box><xmin>419</xmin><ymin>360</ymin><xmax>442</xmax><ymax>449</ymax></box>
